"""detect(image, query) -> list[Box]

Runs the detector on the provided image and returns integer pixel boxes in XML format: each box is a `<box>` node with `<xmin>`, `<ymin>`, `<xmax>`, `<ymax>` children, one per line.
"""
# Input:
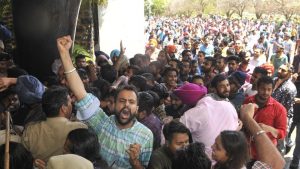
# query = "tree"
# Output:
<box><xmin>217</xmin><ymin>0</ymin><xmax>235</xmax><ymax>18</ymax></box>
<box><xmin>151</xmin><ymin>0</ymin><xmax>168</xmax><ymax>16</ymax></box>
<box><xmin>231</xmin><ymin>0</ymin><xmax>248</xmax><ymax>19</ymax></box>
<box><xmin>252</xmin><ymin>0</ymin><xmax>266</xmax><ymax>19</ymax></box>
<box><xmin>274</xmin><ymin>0</ymin><xmax>300</xmax><ymax>21</ymax></box>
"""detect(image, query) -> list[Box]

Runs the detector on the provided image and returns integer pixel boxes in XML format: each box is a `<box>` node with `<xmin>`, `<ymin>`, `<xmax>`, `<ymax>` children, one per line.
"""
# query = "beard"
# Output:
<box><xmin>115</xmin><ymin>106</ymin><xmax>136</xmax><ymax>126</ymax></box>
<box><xmin>217</xmin><ymin>90</ymin><xmax>229</xmax><ymax>98</ymax></box>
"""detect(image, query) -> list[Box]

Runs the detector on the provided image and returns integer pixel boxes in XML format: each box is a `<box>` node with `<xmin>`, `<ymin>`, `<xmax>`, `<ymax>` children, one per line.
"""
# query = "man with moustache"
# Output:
<box><xmin>180</xmin><ymin>74</ymin><xmax>239</xmax><ymax>159</ymax></box>
<box><xmin>57</xmin><ymin>35</ymin><xmax>153</xmax><ymax>169</ymax></box>
<box><xmin>243</xmin><ymin>76</ymin><xmax>287</xmax><ymax>161</ymax></box>
<box><xmin>272</xmin><ymin>64</ymin><xmax>297</xmax><ymax>154</ymax></box>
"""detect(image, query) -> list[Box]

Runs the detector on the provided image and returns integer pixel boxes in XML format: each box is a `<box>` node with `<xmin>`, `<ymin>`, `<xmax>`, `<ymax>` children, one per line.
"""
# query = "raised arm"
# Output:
<box><xmin>240</xmin><ymin>103</ymin><xmax>285</xmax><ymax>169</ymax></box>
<box><xmin>56</xmin><ymin>35</ymin><xmax>86</xmax><ymax>100</ymax></box>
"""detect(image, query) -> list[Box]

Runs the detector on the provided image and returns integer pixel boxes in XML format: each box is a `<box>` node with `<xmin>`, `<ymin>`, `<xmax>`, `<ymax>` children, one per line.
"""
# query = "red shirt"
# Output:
<box><xmin>244</xmin><ymin>95</ymin><xmax>287</xmax><ymax>159</ymax></box>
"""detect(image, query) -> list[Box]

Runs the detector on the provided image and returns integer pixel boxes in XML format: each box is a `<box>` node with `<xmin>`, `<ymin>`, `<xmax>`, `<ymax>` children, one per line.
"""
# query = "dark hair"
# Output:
<box><xmin>92</xmin><ymin>78</ymin><xmax>111</xmax><ymax>100</ymax></box>
<box><xmin>227</xmin><ymin>55</ymin><xmax>240</xmax><ymax>63</ymax></box>
<box><xmin>141</xmin><ymin>73</ymin><xmax>155</xmax><ymax>82</ymax></box>
<box><xmin>198</xmin><ymin>51</ymin><xmax>206</xmax><ymax>55</ymax></box>
<box><xmin>7</xmin><ymin>67</ymin><xmax>28</xmax><ymax>78</ymax></box>
<box><xmin>114</xmin><ymin>85</ymin><xmax>139</xmax><ymax>104</ymax></box>
<box><xmin>151</xmin><ymin>83</ymin><xmax>169</xmax><ymax>99</ymax></box>
<box><xmin>253</xmin><ymin>67</ymin><xmax>268</xmax><ymax>76</ymax></box>
<box><xmin>42</xmin><ymin>86</ymin><xmax>69</xmax><ymax>117</ymax></box>
<box><xmin>128</xmin><ymin>75</ymin><xmax>148</xmax><ymax>91</ymax></box>
<box><xmin>138</xmin><ymin>92</ymin><xmax>154</xmax><ymax>115</ymax></box>
<box><xmin>163</xmin><ymin>67</ymin><xmax>178</xmax><ymax>77</ymax></box>
<box><xmin>100</xmin><ymin>65</ymin><xmax>117</xmax><ymax>83</ymax></box>
<box><xmin>75</xmin><ymin>54</ymin><xmax>86</xmax><ymax>61</ymax></box>
<box><xmin>210</xmin><ymin>74</ymin><xmax>227</xmax><ymax>88</ymax></box>
<box><xmin>256</xmin><ymin>76</ymin><xmax>273</xmax><ymax>89</ymax></box>
<box><xmin>149</xmin><ymin>61</ymin><xmax>162</xmax><ymax>70</ymax></box>
<box><xmin>217</xmin><ymin>131</ymin><xmax>249</xmax><ymax>169</ymax></box>
<box><xmin>205</xmin><ymin>57</ymin><xmax>217</xmax><ymax>67</ymax></box>
<box><xmin>181</xmin><ymin>50</ymin><xmax>191</xmax><ymax>57</ymax></box>
<box><xmin>173</xmin><ymin>142</ymin><xmax>211</xmax><ymax>169</ymax></box>
<box><xmin>77</xmin><ymin>68</ymin><xmax>89</xmax><ymax>80</ymax></box>
<box><xmin>127</xmin><ymin>65</ymin><xmax>141</xmax><ymax>75</ymax></box>
<box><xmin>147</xmin><ymin>90</ymin><xmax>160</xmax><ymax>108</ymax></box>
<box><xmin>192</xmin><ymin>75</ymin><xmax>204</xmax><ymax>82</ymax></box>
<box><xmin>86</xmin><ymin>87</ymin><xmax>101</xmax><ymax>100</ymax></box>
<box><xmin>163</xmin><ymin>120</ymin><xmax>192</xmax><ymax>143</ymax></box>
<box><xmin>66</xmin><ymin>128</ymin><xmax>100</xmax><ymax>162</ymax></box>
<box><xmin>0</xmin><ymin>142</ymin><xmax>33</xmax><ymax>169</ymax></box>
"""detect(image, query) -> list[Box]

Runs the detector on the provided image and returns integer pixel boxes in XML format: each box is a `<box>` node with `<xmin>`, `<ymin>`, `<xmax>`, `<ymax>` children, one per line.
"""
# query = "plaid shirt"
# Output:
<box><xmin>76</xmin><ymin>94</ymin><xmax>153</xmax><ymax>169</ymax></box>
<box><xmin>252</xmin><ymin>161</ymin><xmax>271</xmax><ymax>169</ymax></box>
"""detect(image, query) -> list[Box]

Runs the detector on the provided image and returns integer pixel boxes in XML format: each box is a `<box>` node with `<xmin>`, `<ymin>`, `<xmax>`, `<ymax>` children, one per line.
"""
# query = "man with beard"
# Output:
<box><xmin>243</xmin><ymin>76</ymin><xmax>287</xmax><ymax>162</ymax></box>
<box><xmin>272</xmin><ymin>64</ymin><xmax>297</xmax><ymax>154</ymax></box>
<box><xmin>180</xmin><ymin>74</ymin><xmax>239</xmax><ymax>160</ymax></box>
<box><xmin>244</xmin><ymin>67</ymin><xmax>268</xmax><ymax>97</ymax></box>
<box><xmin>201</xmin><ymin>57</ymin><xmax>216</xmax><ymax>87</ymax></box>
<box><xmin>226</xmin><ymin>55</ymin><xmax>240</xmax><ymax>76</ymax></box>
<box><xmin>57</xmin><ymin>35</ymin><xmax>153</xmax><ymax>169</ymax></box>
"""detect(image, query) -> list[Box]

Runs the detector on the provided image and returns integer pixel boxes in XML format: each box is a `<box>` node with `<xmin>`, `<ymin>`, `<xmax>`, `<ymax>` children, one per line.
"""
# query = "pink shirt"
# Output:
<box><xmin>180</xmin><ymin>95</ymin><xmax>239</xmax><ymax>159</ymax></box>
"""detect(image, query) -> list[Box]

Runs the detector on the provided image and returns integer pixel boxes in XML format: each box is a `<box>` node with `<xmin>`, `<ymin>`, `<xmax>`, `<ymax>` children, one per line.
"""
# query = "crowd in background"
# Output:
<box><xmin>0</xmin><ymin>15</ymin><xmax>299</xmax><ymax>169</ymax></box>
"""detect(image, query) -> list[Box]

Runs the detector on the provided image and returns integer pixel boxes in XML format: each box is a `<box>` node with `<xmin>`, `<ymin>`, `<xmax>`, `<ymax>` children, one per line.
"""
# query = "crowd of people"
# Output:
<box><xmin>0</xmin><ymin>15</ymin><xmax>300</xmax><ymax>169</ymax></box>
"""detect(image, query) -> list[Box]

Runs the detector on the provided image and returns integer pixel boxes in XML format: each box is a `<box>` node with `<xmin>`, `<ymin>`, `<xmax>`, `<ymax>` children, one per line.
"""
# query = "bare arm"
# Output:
<box><xmin>56</xmin><ymin>35</ymin><xmax>87</xmax><ymax>100</ymax></box>
<box><xmin>240</xmin><ymin>104</ymin><xmax>285</xmax><ymax>169</ymax></box>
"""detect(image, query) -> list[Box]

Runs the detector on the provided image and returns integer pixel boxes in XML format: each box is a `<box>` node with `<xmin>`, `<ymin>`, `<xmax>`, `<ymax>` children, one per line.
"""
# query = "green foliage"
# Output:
<box><xmin>72</xmin><ymin>44</ymin><xmax>93</xmax><ymax>60</ymax></box>
<box><xmin>0</xmin><ymin>0</ymin><xmax>10</xmax><ymax>20</ymax></box>
<box><xmin>150</xmin><ymin>0</ymin><xmax>168</xmax><ymax>16</ymax></box>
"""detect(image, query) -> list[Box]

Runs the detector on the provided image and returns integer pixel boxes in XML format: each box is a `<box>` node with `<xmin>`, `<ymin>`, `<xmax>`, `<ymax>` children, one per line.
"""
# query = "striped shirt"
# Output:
<box><xmin>75</xmin><ymin>94</ymin><xmax>153</xmax><ymax>169</ymax></box>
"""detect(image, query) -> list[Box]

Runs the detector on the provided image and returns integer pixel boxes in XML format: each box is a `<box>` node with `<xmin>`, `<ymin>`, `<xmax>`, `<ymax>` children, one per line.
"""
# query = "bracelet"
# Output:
<box><xmin>252</xmin><ymin>130</ymin><xmax>266</xmax><ymax>141</ymax></box>
<box><xmin>64</xmin><ymin>68</ymin><xmax>76</xmax><ymax>74</ymax></box>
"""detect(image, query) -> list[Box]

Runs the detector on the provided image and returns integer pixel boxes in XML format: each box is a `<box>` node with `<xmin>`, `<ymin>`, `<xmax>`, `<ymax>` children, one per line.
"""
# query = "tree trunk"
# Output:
<box><xmin>256</xmin><ymin>12</ymin><xmax>262</xmax><ymax>19</ymax></box>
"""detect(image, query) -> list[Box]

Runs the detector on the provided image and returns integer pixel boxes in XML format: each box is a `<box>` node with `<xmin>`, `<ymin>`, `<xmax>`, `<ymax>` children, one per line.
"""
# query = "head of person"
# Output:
<box><xmin>0</xmin><ymin>88</ymin><xmax>20</xmax><ymax>112</ymax></box>
<box><xmin>227</xmin><ymin>55</ymin><xmax>240</xmax><ymax>74</ymax></box>
<box><xmin>173</xmin><ymin>142</ymin><xmax>211</xmax><ymax>169</ymax></box>
<box><xmin>210</xmin><ymin>74</ymin><xmax>230</xmax><ymax>98</ymax></box>
<box><xmin>125</xmin><ymin>65</ymin><xmax>140</xmax><ymax>78</ymax></box>
<box><xmin>133</xmin><ymin>54</ymin><xmax>150</xmax><ymax>69</ymax></box>
<box><xmin>250</xmin><ymin>67</ymin><xmax>268</xmax><ymax>87</ymax></box>
<box><xmin>211</xmin><ymin>131</ymin><xmax>249</xmax><ymax>169</ymax></box>
<box><xmin>216</xmin><ymin>56</ymin><xmax>227</xmax><ymax>72</ymax></box>
<box><xmin>0</xmin><ymin>52</ymin><xmax>10</xmax><ymax>73</ymax></box>
<box><xmin>137</xmin><ymin>92</ymin><xmax>154</xmax><ymax>121</ymax></box>
<box><xmin>228</xmin><ymin>71</ymin><xmax>246</xmax><ymax>94</ymax></box>
<box><xmin>202</xmin><ymin>57</ymin><xmax>216</xmax><ymax>74</ymax></box>
<box><xmin>141</xmin><ymin>73</ymin><xmax>156</xmax><ymax>89</ymax></box>
<box><xmin>163</xmin><ymin>120</ymin><xmax>192</xmax><ymax>154</ymax></box>
<box><xmin>100</xmin><ymin>89</ymin><xmax>116</xmax><ymax>116</ymax></box>
<box><xmin>64</xmin><ymin>128</ymin><xmax>101</xmax><ymax>162</ymax></box>
<box><xmin>95</xmin><ymin>51</ymin><xmax>110</xmax><ymax>67</ymax></box>
<box><xmin>260</xmin><ymin>64</ymin><xmax>274</xmax><ymax>77</ymax></box>
<box><xmin>192</xmin><ymin>75</ymin><xmax>204</xmax><ymax>86</ymax></box>
<box><xmin>190</xmin><ymin>60</ymin><xmax>199</xmax><ymax>75</ymax></box>
<box><xmin>197</xmin><ymin>51</ymin><xmax>206</xmax><ymax>65</ymax></box>
<box><xmin>253</xmin><ymin>48</ymin><xmax>262</xmax><ymax>58</ymax></box>
<box><xmin>128</xmin><ymin>75</ymin><xmax>148</xmax><ymax>92</ymax></box>
<box><xmin>181</xmin><ymin>50</ymin><xmax>192</xmax><ymax>61</ymax></box>
<box><xmin>256</xmin><ymin>76</ymin><xmax>274</xmax><ymax>102</ymax></box>
<box><xmin>42</xmin><ymin>86</ymin><xmax>72</xmax><ymax>119</ymax></box>
<box><xmin>168</xmin><ymin>59</ymin><xmax>180</xmax><ymax>72</ymax></box>
<box><xmin>180</xmin><ymin>60</ymin><xmax>191</xmax><ymax>75</ymax></box>
<box><xmin>0</xmin><ymin>142</ymin><xmax>34</xmax><ymax>169</ymax></box>
<box><xmin>110</xmin><ymin>49</ymin><xmax>121</xmax><ymax>64</ymax></box>
<box><xmin>163</xmin><ymin>67</ymin><xmax>178</xmax><ymax>88</ymax></box>
<box><xmin>157</xmin><ymin>50</ymin><xmax>169</xmax><ymax>66</ymax></box>
<box><xmin>167</xmin><ymin>45</ymin><xmax>177</xmax><ymax>59</ymax></box>
<box><xmin>147</xmin><ymin>90</ymin><xmax>160</xmax><ymax>109</ymax></box>
<box><xmin>276</xmin><ymin>44</ymin><xmax>284</xmax><ymax>55</ymax></box>
<box><xmin>77</xmin><ymin>68</ymin><xmax>90</xmax><ymax>88</ymax></box>
<box><xmin>75</xmin><ymin>55</ymin><xmax>87</xmax><ymax>69</ymax></box>
<box><xmin>151</xmin><ymin>83</ymin><xmax>170</xmax><ymax>105</ymax></box>
<box><xmin>149</xmin><ymin>61</ymin><xmax>162</xmax><ymax>75</ymax></box>
<box><xmin>100</xmin><ymin>65</ymin><xmax>117</xmax><ymax>83</ymax></box>
<box><xmin>169</xmin><ymin>93</ymin><xmax>183</xmax><ymax>110</ymax></box>
<box><xmin>113</xmin><ymin>85</ymin><xmax>139</xmax><ymax>129</ymax></box>
<box><xmin>277</xmin><ymin>64</ymin><xmax>293</xmax><ymax>80</ymax></box>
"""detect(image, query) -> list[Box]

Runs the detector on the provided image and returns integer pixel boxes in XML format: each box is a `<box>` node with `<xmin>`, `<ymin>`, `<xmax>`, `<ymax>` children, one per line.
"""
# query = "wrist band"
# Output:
<box><xmin>252</xmin><ymin>130</ymin><xmax>266</xmax><ymax>141</ymax></box>
<box><xmin>64</xmin><ymin>68</ymin><xmax>76</xmax><ymax>74</ymax></box>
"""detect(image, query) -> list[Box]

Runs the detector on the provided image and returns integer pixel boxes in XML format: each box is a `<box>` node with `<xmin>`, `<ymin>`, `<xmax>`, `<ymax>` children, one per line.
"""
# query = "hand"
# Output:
<box><xmin>295</xmin><ymin>98</ymin><xmax>300</xmax><ymax>104</ymax></box>
<box><xmin>34</xmin><ymin>159</ymin><xmax>46</xmax><ymax>169</ymax></box>
<box><xmin>259</xmin><ymin>123</ymin><xmax>278</xmax><ymax>138</ymax></box>
<box><xmin>126</xmin><ymin>143</ymin><xmax>141</xmax><ymax>164</ymax></box>
<box><xmin>0</xmin><ymin>77</ymin><xmax>16</xmax><ymax>92</ymax></box>
<box><xmin>57</xmin><ymin>35</ymin><xmax>72</xmax><ymax>54</ymax></box>
<box><xmin>236</xmin><ymin>119</ymin><xmax>243</xmax><ymax>131</ymax></box>
<box><xmin>240</xmin><ymin>103</ymin><xmax>258</xmax><ymax>120</ymax></box>
<box><xmin>120</xmin><ymin>40</ymin><xmax>126</xmax><ymax>56</ymax></box>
